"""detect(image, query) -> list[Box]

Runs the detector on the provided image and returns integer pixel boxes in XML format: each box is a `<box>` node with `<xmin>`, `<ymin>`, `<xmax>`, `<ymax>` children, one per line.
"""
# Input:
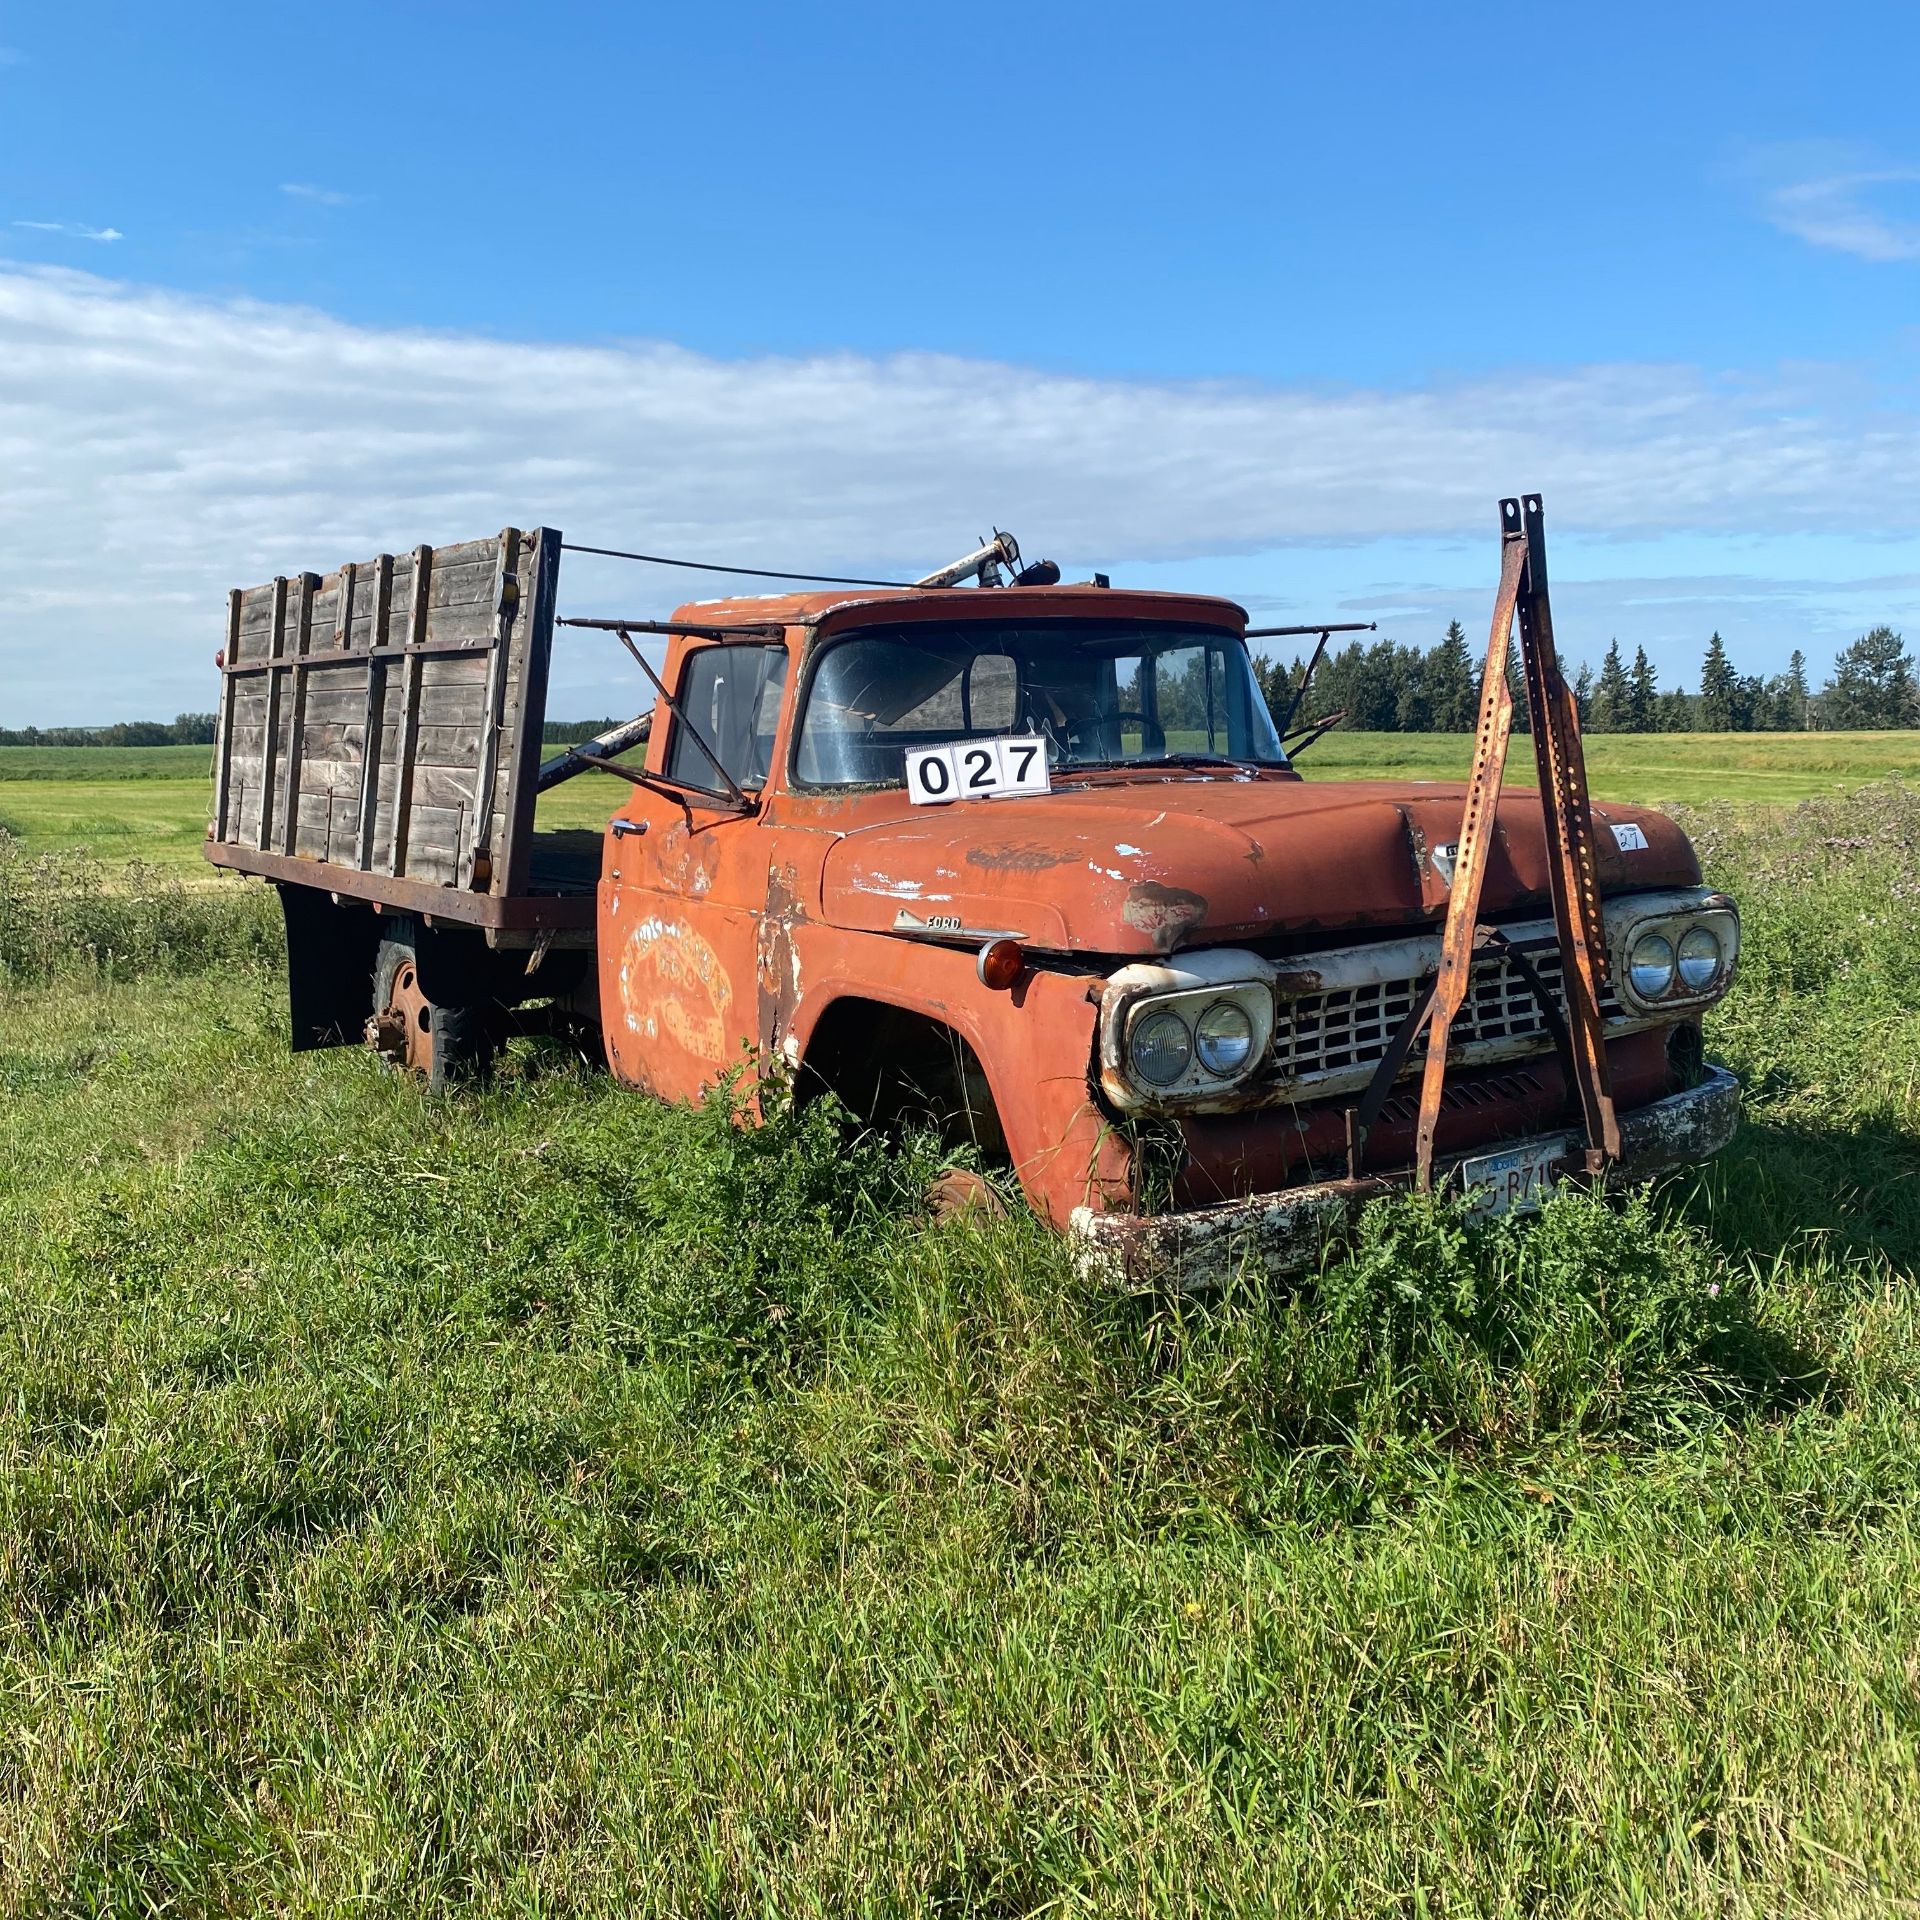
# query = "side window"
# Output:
<box><xmin>666</xmin><ymin>644</ymin><xmax>789</xmax><ymax>792</ymax></box>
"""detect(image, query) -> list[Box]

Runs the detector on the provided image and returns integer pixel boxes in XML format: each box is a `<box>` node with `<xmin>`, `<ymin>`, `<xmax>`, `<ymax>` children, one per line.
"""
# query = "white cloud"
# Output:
<box><xmin>280</xmin><ymin>183</ymin><xmax>359</xmax><ymax>208</ymax></box>
<box><xmin>0</xmin><ymin>263</ymin><xmax>1917</xmax><ymax>720</ymax></box>
<box><xmin>13</xmin><ymin>220</ymin><xmax>122</xmax><ymax>242</ymax></box>
<box><xmin>1759</xmin><ymin>164</ymin><xmax>1920</xmax><ymax>262</ymax></box>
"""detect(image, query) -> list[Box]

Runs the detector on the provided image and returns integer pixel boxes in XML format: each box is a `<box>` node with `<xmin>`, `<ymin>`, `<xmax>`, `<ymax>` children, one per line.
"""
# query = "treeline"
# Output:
<box><xmin>1256</xmin><ymin>624</ymin><xmax>1917</xmax><ymax>734</ymax></box>
<box><xmin>0</xmin><ymin>713</ymin><xmax>217</xmax><ymax>747</ymax></box>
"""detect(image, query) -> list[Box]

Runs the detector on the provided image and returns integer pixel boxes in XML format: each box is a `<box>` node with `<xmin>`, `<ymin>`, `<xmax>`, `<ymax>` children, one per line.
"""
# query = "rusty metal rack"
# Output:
<box><xmin>1344</xmin><ymin>494</ymin><xmax>1620</xmax><ymax>1189</ymax></box>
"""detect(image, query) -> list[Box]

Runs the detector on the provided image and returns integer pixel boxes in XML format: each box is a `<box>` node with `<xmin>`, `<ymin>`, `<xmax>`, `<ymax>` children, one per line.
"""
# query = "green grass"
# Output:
<box><xmin>0</xmin><ymin>746</ymin><xmax>216</xmax><ymax>781</ymax></box>
<box><xmin>0</xmin><ymin>747</ymin><xmax>219</xmax><ymax>874</ymax></box>
<box><xmin>1304</xmin><ymin>728</ymin><xmax>1920</xmax><ymax>806</ymax></box>
<box><xmin>7</xmin><ymin>734</ymin><xmax>1917</xmax><ymax>878</ymax></box>
<box><xmin>1</xmin><ymin>788</ymin><xmax>1918</xmax><ymax>1912</ymax></box>
<box><xmin>0</xmin><ymin>780</ymin><xmax>216</xmax><ymax>874</ymax></box>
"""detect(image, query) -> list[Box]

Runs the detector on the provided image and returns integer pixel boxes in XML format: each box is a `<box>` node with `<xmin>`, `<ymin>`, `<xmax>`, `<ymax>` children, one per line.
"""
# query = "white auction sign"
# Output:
<box><xmin>904</xmin><ymin>735</ymin><xmax>1051</xmax><ymax>805</ymax></box>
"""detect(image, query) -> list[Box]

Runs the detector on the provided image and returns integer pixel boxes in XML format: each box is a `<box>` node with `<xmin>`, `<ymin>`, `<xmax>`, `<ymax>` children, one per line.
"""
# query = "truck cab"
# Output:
<box><xmin>594</xmin><ymin>580</ymin><xmax>1741</xmax><ymax>1282</ymax></box>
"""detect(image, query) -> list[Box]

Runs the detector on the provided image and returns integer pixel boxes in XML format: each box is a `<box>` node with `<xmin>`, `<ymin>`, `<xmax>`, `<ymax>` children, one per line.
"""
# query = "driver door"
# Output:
<box><xmin>599</xmin><ymin>640</ymin><xmax>790</xmax><ymax>1100</ymax></box>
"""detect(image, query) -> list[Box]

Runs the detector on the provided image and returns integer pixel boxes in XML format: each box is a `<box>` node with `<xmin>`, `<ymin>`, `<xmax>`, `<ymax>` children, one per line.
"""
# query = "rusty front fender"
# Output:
<box><xmin>781</xmin><ymin>927</ymin><xmax>1133</xmax><ymax>1225</ymax></box>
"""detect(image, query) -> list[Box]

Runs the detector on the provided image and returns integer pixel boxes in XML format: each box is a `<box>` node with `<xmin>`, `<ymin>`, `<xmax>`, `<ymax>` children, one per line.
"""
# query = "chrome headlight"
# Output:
<box><xmin>1195</xmin><ymin>1001</ymin><xmax>1255</xmax><ymax>1077</ymax></box>
<box><xmin>1611</xmin><ymin>895</ymin><xmax>1739</xmax><ymax>1013</ymax></box>
<box><xmin>1628</xmin><ymin>931</ymin><xmax>1675</xmax><ymax>1001</ymax></box>
<box><xmin>1677</xmin><ymin>924</ymin><xmax>1722</xmax><ymax>991</ymax></box>
<box><xmin>1099</xmin><ymin>954</ymin><xmax>1277</xmax><ymax>1109</ymax></box>
<box><xmin>1130</xmin><ymin>1009</ymin><xmax>1194</xmax><ymax>1086</ymax></box>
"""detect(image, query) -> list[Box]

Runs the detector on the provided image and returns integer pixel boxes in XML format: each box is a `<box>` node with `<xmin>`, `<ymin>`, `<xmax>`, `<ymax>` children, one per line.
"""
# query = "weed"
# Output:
<box><xmin>0</xmin><ymin>838</ymin><xmax>280</xmax><ymax>985</ymax></box>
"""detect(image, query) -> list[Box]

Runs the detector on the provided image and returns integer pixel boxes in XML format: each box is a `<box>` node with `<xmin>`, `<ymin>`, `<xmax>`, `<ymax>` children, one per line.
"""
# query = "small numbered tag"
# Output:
<box><xmin>1611</xmin><ymin>822</ymin><xmax>1650</xmax><ymax>852</ymax></box>
<box><xmin>905</xmin><ymin>735</ymin><xmax>1050</xmax><ymax>805</ymax></box>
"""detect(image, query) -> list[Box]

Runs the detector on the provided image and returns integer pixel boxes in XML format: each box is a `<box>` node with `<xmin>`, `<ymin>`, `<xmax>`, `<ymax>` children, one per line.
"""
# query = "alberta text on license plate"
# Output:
<box><xmin>1459</xmin><ymin>1141</ymin><xmax>1563</xmax><ymax>1219</ymax></box>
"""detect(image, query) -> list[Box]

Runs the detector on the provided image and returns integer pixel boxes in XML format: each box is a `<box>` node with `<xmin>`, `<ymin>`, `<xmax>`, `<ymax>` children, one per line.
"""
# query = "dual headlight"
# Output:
<box><xmin>1130</xmin><ymin>998</ymin><xmax>1258</xmax><ymax>1086</ymax></box>
<box><xmin>1099</xmin><ymin>956</ymin><xmax>1278</xmax><ymax>1107</ymax></box>
<box><xmin>1615</xmin><ymin>901</ymin><xmax>1739</xmax><ymax>1012</ymax></box>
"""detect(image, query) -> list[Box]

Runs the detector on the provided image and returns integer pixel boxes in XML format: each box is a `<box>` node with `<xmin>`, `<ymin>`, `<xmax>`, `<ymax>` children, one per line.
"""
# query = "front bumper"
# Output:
<box><xmin>1069</xmin><ymin>1066</ymin><xmax>1741</xmax><ymax>1288</ymax></box>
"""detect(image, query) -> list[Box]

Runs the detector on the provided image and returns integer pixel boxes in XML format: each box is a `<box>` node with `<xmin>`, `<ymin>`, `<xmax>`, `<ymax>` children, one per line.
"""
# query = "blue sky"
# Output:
<box><xmin>2</xmin><ymin>1</ymin><xmax>1917</xmax><ymax>721</ymax></box>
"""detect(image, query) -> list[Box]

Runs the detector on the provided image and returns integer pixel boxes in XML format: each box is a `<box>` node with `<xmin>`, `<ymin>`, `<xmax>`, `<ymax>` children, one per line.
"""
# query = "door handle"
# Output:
<box><xmin>610</xmin><ymin>818</ymin><xmax>648</xmax><ymax>838</ymax></box>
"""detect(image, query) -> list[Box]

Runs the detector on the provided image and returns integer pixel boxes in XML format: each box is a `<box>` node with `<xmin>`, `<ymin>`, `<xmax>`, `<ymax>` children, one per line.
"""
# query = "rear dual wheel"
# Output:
<box><xmin>366</xmin><ymin>937</ymin><xmax>495</xmax><ymax>1091</ymax></box>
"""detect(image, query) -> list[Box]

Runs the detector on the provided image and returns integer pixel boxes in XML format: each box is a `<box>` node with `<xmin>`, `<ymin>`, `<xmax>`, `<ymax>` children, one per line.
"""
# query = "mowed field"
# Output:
<box><xmin>2</xmin><ymin>752</ymin><xmax>1919</xmax><ymax>1910</ymax></box>
<box><xmin>2</xmin><ymin>731</ymin><xmax>1916</xmax><ymax>876</ymax></box>
<box><xmin>1305</xmin><ymin>727</ymin><xmax>1920</xmax><ymax>803</ymax></box>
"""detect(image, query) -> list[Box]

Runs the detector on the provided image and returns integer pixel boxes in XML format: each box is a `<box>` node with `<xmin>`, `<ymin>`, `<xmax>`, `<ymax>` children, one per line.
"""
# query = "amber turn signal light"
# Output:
<box><xmin>976</xmin><ymin>938</ymin><xmax>1025</xmax><ymax>991</ymax></box>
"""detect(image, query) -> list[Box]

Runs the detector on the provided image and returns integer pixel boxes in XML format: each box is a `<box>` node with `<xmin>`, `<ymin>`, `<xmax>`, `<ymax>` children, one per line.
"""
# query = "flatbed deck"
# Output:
<box><xmin>202</xmin><ymin>830</ymin><xmax>600</xmax><ymax>932</ymax></box>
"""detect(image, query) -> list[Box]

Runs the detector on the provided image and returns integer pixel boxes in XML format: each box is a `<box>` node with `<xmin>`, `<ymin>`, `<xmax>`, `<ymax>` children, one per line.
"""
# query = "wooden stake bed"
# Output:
<box><xmin>204</xmin><ymin>525</ymin><xmax>594</xmax><ymax>938</ymax></box>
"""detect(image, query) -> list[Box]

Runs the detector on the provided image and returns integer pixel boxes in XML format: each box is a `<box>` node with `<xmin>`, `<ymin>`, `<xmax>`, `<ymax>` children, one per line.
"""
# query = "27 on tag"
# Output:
<box><xmin>1611</xmin><ymin>822</ymin><xmax>1650</xmax><ymax>852</ymax></box>
<box><xmin>905</xmin><ymin>736</ymin><xmax>1050</xmax><ymax>805</ymax></box>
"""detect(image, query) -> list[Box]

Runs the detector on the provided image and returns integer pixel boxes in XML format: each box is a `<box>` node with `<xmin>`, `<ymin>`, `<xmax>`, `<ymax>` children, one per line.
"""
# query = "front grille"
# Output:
<box><xmin>1374</xmin><ymin>1065</ymin><xmax>1550</xmax><ymax>1128</ymax></box>
<box><xmin>1270</xmin><ymin>946</ymin><xmax>1626</xmax><ymax>1095</ymax></box>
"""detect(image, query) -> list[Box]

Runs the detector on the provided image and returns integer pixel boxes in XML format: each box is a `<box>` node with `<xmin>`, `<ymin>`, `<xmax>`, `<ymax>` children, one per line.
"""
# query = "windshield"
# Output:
<box><xmin>794</xmin><ymin>621</ymin><xmax>1287</xmax><ymax>788</ymax></box>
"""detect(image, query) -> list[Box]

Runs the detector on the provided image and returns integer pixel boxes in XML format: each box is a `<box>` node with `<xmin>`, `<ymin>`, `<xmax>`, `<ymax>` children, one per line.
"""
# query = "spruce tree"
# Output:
<box><xmin>1316</xmin><ymin>640</ymin><xmax>1386</xmax><ymax>731</ymax></box>
<box><xmin>1822</xmin><ymin>627</ymin><xmax>1916</xmax><ymax>729</ymax></box>
<box><xmin>1393</xmin><ymin>644</ymin><xmax>1433</xmax><ymax>732</ymax></box>
<box><xmin>1786</xmin><ymin>649</ymin><xmax>1810</xmax><ymax>730</ymax></box>
<box><xmin>1593</xmin><ymin>640</ymin><xmax>1630</xmax><ymax>734</ymax></box>
<box><xmin>1573</xmin><ymin>663</ymin><xmax>1595</xmax><ymax>726</ymax></box>
<box><xmin>1430</xmin><ymin>620</ymin><xmax>1477</xmax><ymax>732</ymax></box>
<box><xmin>1292</xmin><ymin>654</ymin><xmax>1319</xmax><ymax>727</ymax></box>
<box><xmin>1249</xmin><ymin>653</ymin><xmax>1287</xmax><ymax>733</ymax></box>
<box><xmin>1698</xmin><ymin>632</ymin><xmax>1739</xmax><ymax>732</ymax></box>
<box><xmin>1627</xmin><ymin>646</ymin><xmax>1658</xmax><ymax>733</ymax></box>
<box><xmin>1310</xmin><ymin>642</ymin><xmax>1367</xmax><ymax>728</ymax></box>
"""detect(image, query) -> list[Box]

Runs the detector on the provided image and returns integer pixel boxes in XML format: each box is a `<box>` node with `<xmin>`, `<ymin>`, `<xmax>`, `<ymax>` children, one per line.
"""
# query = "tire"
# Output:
<box><xmin>426</xmin><ymin>998</ymin><xmax>491</xmax><ymax>1092</ymax></box>
<box><xmin>369</xmin><ymin>935</ymin><xmax>496</xmax><ymax>1090</ymax></box>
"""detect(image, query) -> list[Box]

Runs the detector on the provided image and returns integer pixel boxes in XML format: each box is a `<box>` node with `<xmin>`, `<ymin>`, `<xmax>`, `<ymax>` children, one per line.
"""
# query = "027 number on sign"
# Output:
<box><xmin>905</xmin><ymin>736</ymin><xmax>1051</xmax><ymax>805</ymax></box>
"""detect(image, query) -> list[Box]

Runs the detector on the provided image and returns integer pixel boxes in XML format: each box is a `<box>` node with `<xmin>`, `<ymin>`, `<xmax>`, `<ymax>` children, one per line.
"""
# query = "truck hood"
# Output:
<box><xmin>817</xmin><ymin>776</ymin><xmax>1701</xmax><ymax>956</ymax></box>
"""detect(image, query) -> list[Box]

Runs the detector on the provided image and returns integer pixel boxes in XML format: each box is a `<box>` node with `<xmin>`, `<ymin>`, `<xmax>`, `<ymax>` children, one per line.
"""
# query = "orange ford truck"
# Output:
<box><xmin>204</xmin><ymin>521</ymin><xmax>1740</xmax><ymax>1284</ymax></box>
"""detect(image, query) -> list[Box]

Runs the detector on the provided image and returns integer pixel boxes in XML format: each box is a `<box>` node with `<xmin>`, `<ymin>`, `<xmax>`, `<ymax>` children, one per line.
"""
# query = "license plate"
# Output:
<box><xmin>1459</xmin><ymin>1140</ymin><xmax>1564</xmax><ymax>1219</ymax></box>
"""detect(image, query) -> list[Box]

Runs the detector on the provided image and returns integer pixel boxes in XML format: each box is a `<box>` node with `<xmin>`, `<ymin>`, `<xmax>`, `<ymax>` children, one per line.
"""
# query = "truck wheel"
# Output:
<box><xmin>926</xmin><ymin>1167</ymin><xmax>1008</xmax><ymax>1224</ymax></box>
<box><xmin>366</xmin><ymin>937</ymin><xmax>495</xmax><ymax>1090</ymax></box>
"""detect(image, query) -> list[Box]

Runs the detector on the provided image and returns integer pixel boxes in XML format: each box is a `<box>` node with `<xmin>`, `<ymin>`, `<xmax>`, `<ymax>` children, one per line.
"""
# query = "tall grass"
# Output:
<box><xmin>0</xmin><ymin>836</ymin><xmax>281</xmax><ymax>985</ymax></box>
<box><xmin>0</xmin><ymin>788</ymin><xmax>1916</xmax><ymax>1913</ymax></box>
<box><xmin>1672</xmin><ymin>780</ymin><xmax>1920</xmax><ymax>1277</ymax></box>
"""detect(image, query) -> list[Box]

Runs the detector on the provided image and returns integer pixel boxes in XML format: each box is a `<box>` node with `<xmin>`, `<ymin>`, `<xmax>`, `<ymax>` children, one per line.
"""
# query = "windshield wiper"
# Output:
<box><xmin>1138</xmin><ymin>752</ymin><xmax>1273</xmax><ymax>771</ymax></box>
<box><xmin>1060</xmin><ymin>751</ymin><xmax>1273</xmax><ymax>776</ymax></box>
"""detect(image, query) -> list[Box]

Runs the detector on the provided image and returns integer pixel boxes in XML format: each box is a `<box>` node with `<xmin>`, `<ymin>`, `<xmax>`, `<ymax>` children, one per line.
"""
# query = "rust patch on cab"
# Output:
<box><xmin>755</xmin><ymin>861</ymin><xmax>808</xmax><ymax>1058</ymax></box>
<box><xmin>1122</xmin><ymin>881</ymin><xmax>1208</xmax><ymax>952</ymax></box>
<box><xmin>967</xmin><ymin>842</ymin><xmax>1077</xmax><ymax>873</ymax></box>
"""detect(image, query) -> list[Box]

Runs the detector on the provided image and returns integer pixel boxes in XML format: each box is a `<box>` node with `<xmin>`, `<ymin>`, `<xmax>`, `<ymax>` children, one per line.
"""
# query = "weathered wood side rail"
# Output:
<box><xmin>206</xmin><ymin>525</ymin><xmax>583</xmax><ymax>935</ymax></box>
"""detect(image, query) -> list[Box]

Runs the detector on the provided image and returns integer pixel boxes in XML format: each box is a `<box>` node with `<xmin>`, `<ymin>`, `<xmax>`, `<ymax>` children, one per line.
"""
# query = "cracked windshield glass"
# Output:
<box><xmin>794</xmin><ymin>623</ymin><xmax>1289</xmax><ymax>787</ymax></box>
